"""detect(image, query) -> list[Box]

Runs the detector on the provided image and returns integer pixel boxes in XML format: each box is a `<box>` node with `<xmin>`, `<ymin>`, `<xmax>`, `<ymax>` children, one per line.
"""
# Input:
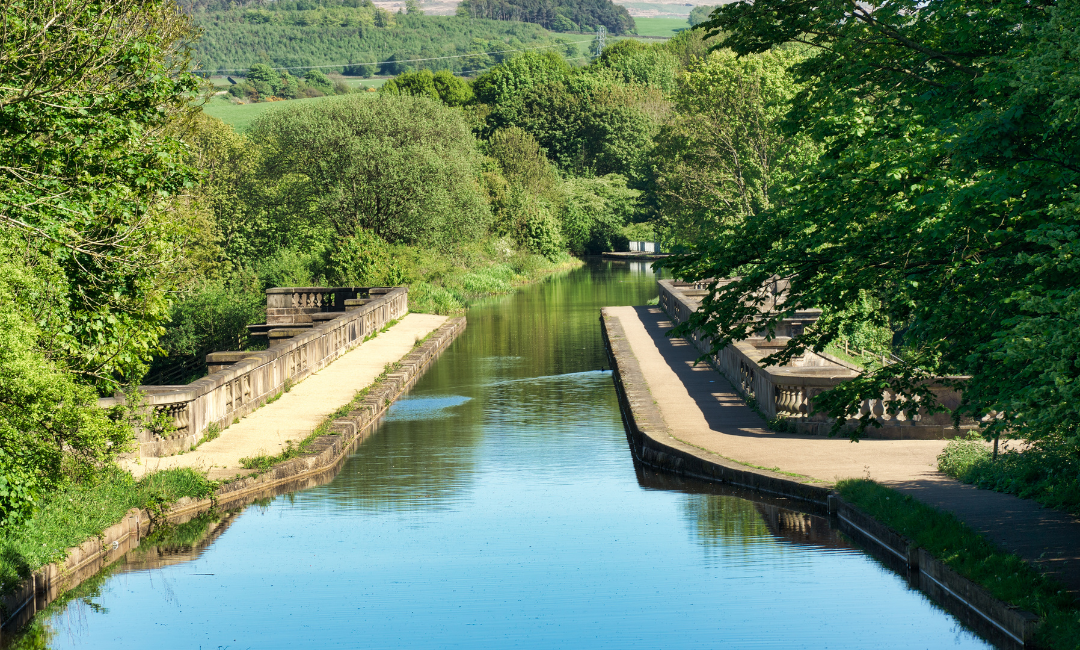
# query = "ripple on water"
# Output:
<box><xmin>382</xmin><ymin>395</ymin><xmax>472</xmax><ymax>421</ymax></box>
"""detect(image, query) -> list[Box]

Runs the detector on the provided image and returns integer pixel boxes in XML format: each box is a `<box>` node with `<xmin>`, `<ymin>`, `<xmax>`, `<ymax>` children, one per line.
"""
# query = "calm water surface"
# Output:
<box><xmin>36</xmin><ymin>260</ymin><xmax>989</xmax><ymax>649</ymax></box>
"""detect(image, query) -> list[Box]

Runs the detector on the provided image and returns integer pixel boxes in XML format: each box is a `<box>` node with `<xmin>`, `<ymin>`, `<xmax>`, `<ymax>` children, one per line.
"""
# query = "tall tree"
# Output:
<box><xmin>647</xmin><ymin>47</ymin><xmax>815</xmax><ymax>248</ymax></box>
<box><xmin>0</xmin><ymin>0</ymin><xmax>201</xmax><ymax>520</ymax></box>
<box><xmin>669</xmin><ymin>0</ymin><xmax>1080</xmax><ymax>440</ymax></box>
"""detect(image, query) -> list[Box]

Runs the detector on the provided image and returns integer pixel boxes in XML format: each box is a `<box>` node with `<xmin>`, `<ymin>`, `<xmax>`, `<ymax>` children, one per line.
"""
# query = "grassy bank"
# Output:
<box><xmin>938</xmin><ymin>435</ymin><xmax>1080</xmax><ymax>517</ymax></box>
<box><xmin>400</xmin><ymin>239</ymin><xmax>582</xmax><ymax>314</ymax></box>
<box><xmin>0</xmin><ymin>467</ymin><xmax>216</xmax><ymax>594</ymax></box>
<box><xmin>836</xmin><ymin>479</ymin><xmax>1080</xmax><ymax>649</ymax></box>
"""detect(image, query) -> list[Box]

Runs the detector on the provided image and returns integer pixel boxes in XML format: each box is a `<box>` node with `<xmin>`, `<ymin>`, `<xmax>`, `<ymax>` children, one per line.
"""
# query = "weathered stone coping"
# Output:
<box><xmin>107</xmin><ymin>286</ymin><xmax>409</xmax><ymax>458</ymax></box>
<box><xmin>600</xmin><ymin>309</ymin><xmax>1039</xmax><ymax>649</ymax></box>
<box><xmin>1</xmin><ymin>316</ymin><xmax>465</xmax><ymax>639</ymax></box>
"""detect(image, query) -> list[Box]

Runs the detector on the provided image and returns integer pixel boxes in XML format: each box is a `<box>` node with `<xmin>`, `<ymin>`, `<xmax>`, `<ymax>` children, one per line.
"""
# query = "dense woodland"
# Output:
<box><xmin>455</xmin><ymin>0</ymin><xmax>635</xmax><ymax>35</ymax></box>
<box><xmin>3</xmin><ymin>1</ymin><xmax>1080</xmax><ymax>640</ymax></box>
<box><xmin>184</xmin><ymin>1</ymin><xmax>582</xmax><ymax>74</ymax></box>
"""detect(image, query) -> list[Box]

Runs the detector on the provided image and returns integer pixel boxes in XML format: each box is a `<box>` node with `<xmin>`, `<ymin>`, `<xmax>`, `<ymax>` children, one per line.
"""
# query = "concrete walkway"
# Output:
<box><xmin>607</xmin><ymin>305</ymin><xmax>1080</xmax><ymax>595</ymax></box>
<box><xmin>127</xmin><ymin>313</ymin><xmax>448</xmax><ymax>481</ymax></box>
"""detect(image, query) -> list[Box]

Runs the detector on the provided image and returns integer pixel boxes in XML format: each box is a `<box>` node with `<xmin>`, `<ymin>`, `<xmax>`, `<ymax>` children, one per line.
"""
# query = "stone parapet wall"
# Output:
<box><xmin>108</xmin><ymin>287</ymin><xmax>408</xmax><ymax>457</ymax></box>
<box><xmin>658</xmin><ymin>279</ymin><xmax>969</xmax><ymax>439</ymax></box>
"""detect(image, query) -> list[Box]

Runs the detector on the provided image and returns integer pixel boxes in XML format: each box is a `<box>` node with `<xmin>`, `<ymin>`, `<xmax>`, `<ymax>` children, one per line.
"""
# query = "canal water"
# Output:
<box><xmin>28</xmin><ymin>260</ymin><xmax>990</xmax><ymax>649</ymax></box>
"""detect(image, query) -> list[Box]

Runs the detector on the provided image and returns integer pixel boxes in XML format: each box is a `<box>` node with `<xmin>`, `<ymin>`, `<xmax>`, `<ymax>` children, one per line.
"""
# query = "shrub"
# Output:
<box><xmin>326</xmin><ymin>228</ymin><xmax>410</xmax><ymax>286</ymax></box>
<box><xmin>939</xmin><ymin>433</ymin><xmax>1080</xmax><ymax>515</ymax></box>
<box><xmin>304</xmin><ymin>69</ymin><xmax>334</xmax><ymax>94</ymax></box>
<box><xmin>248</xmin><ymin>94</ymin><xmax>492</xmax><ymax>248</ymax></box>
<box><xmin>520</xmin><ymin>199</ymin><xmax>564</xmax><ymax>260</ymax></box>
<box><xmin>383</xmin><ymin>70</ymin><xmax>474</xmax><ymax>107</ymax></box>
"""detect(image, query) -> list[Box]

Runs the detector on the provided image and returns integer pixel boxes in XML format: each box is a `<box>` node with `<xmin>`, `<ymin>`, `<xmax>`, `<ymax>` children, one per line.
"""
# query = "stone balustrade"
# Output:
<box><xmin>658</xmin><ymin>279</ymin><xmax>970</xmax><ymax>439</ymax></box>
<box><xmin>105</xmin><ymin>286</ymin><xmax>408</xmax><ymax>457</ymax></box>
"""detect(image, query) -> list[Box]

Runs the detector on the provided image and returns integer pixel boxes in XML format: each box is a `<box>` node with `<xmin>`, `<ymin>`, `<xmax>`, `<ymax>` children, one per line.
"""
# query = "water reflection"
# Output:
<box><xmin>17</xmin><ymin>260</ymin><xmax>991</xmax><ymax>650</ymax></box>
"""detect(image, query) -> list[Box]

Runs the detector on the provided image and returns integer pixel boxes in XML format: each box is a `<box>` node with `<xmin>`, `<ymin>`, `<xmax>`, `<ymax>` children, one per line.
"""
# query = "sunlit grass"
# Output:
<box><xmin>0</xmin><ymin>467</ymin><xmax>215</xmax><ymax>594</ymax></box>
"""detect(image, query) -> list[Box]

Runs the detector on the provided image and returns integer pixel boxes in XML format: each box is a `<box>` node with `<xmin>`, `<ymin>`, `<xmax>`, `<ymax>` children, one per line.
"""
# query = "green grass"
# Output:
<box><xmin>202</xmin><ymin>88</ymin><xmax>381</xmax><ymax>132</ymax></box>
<box><xmin>939</xmin><ymin>434</ymin><xmax>1080</xmax><ymax>516</ymax></box>
<box><xmin>823</xmin><ymin>342</ymin><xmax>877</xmax><ymax>370</ymax></box>
<box><xmin>632</xmin><ymin>17</ymin><xmax>689</xmax><ymax>38</ymax></box>
<box><xmin>0</xmin><ymin>467</ymin><xmax>216</xmax><ymax>595</ymax></box>
<box><xmin>200</xmin><ymin>96</ymin><xmax>301</xmax><ymax>132</ymax></box>
<box><xmin>837</xmin><ymin>478</ymin><xmax>1080</xmax><ymax>649</ymax></box>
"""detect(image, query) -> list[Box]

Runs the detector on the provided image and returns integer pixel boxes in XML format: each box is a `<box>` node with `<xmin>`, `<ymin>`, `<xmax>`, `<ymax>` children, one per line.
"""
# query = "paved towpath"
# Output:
<box><xmin>606</xmin><ymin>305</ymin><xmax>1080</xmax><ymax>595</ymax></box>
<box><xmin>127</xmin><ymin>313</ymin><xmax>447</xmax><ymax>481</ymax></box>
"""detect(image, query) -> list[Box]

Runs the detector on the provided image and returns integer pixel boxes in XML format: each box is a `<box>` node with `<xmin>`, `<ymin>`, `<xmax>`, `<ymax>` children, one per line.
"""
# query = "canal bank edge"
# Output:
<box><xmin>599</xmin><ymin>308</ymin><xmax>1040</xmax><ymax>649</ymax></box>
<box><xmin>0</xmin><ymin>316</ymin><xmax>466</xmax><ymax>637</ymax></box>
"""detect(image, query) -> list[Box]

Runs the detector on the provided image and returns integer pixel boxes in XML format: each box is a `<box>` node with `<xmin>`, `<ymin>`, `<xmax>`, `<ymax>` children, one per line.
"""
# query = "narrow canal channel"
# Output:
<box><xmin>31</xmin><ymin>260</ymin><xmax>989</xmax><ymax>649</ymax></box>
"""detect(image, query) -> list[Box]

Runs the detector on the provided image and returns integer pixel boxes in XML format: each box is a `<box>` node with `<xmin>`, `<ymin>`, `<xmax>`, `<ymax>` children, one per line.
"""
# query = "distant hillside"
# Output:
<box><xmin>182</xmin><ymin>1</ymin><xmax>582</xmax><ymax>74</ymax></box>
<box><xmin>455</xmin><ymin>0</ymin><xmax>634</xmax><ymax>35</ymax></box>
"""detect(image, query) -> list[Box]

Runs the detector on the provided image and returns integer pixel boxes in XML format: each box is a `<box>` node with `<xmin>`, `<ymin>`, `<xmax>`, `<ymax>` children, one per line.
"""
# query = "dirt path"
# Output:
<box><xmin>126</xmin><ymin>313</ymin><xmax>448</xmax><ymax>481</ymax></box>
<box><xmin>607</xmin><ymin>304</ymin><xmax>1080</xmax><ymax>594</ymax></box>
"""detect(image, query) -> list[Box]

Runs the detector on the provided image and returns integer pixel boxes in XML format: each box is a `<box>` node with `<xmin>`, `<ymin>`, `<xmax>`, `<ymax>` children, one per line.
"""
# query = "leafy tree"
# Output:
<box><xmin>561</xmin><ymin>174</ymin><xmax>638</xmax><ymax>254</ymax></box>
<box><xmin>0</xmin><ymin>256</ymin><xmax>130</xmax><ymax>524</ymax></box>
<box><xmin>0</xmin><ymin>0</ymin><xmax>202</xmax><ymax>521</ymax></box>
<box><xmin>552</xmin><ymin>14</ymin><xmax>576</xmax><ymax>31</ymax></box>
<box><xmin>503</xmin><ymin>71</ymin><xmax>668</xmax><ymax>179</ymax></box>
<box><xmin>432</xmin><ymin>71</ymin><xmax>475</xmax><ymax>107</ymax></box>
<box><xmin>485</xmin><ymin>127</ymin><xmax>560</xmax><ymax>198</ymax></box>
<box><xmin>246</xmin><ymin>63</ymin><xmax>280</xmax><ymax>98</ymax></box>
<box><xmin>688</xmin><ymin>5</ymin><xmax>717</xmax><ymax>26</ymax></box>
<box><xmin>669</xmin><ymin>0</ymin><xmax>1080</xmax><ymax>442</ymax></box>
<box><xmin>383</xmin><ymin>70</ymin><xmax>474</xmax><ymax>107</ymax></box>
<box><xmin>379</xmin><ymin>53</ymin><xmax>411</xmax><ymax>76</ymax></box>
<box><xmin>456</xmin><ymin>0</ymin><xmax>635</xmax><ymax>35</ymax></box>
<box><xmin>646</xmin><ymin>48</ymin><xmax>815</xmax><ymax>249</ymax></box>
<box><xmin>304</xmin><ymin>69</ymin><xmax>334</xmax><ymax>94</ymax></box>
<box><xmin>1</xmin><ymin>0</ymin><xmax>201</xmax><ymax>391</ymax></box>
<box><xmin>473</xmin><ymin>50</ymin><xmax>571</xmax><ymax>108</ymax></box>
<box><xmin>327</xmin><ymin>228</ymin><xmax>408</xmax><ymax>285</ymax></box>
<box><xmin>515</xmin><ymin>193</ymin><xmax>564</xmax><ymax>259</ymax></box>
<box><xmin>247</xmin><ymin>94</ymin><xmax>491</xmax><ymax>248</ymax></box>
<box><xmin>344</xmin><ymin>63</ymin><xmax>375</xmax><ymax>78</ymax></box>
<box><xmin>596</xmin><ymin>41</ymin><xmax>679</xmax><ymax>93</ymax></box>
<box><xmin>186</xmin><ymin>9</ymin><xmax>559</xmax><ymax>76</ymax></box>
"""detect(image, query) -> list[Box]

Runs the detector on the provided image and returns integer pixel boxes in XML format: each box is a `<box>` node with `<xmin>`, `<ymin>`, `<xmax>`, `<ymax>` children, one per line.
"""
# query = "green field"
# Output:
<box><xmin>202</xmin><ymin>79</ymin><xmax>388</xmax><ymax>132</ymax></box>
<box><xmin>202</xmin><ymin>94</ymin><xmax>339</xmax><ymax>131</ymax></box>
<box><xmin>632</xmin><ymin>17</ymin><xmax>689</xmax><ymax>38</ymax></box>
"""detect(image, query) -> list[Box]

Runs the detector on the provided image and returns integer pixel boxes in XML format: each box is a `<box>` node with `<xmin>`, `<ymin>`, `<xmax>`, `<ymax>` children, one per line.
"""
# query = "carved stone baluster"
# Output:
<box><xmin>871</xmin><ymin>398</ymin><xmax>885</xmax><ymax>424</ymax></box>
<box><xmin>176</xmin><ymin>403</ymin><xmax>189</xmax><ymax>435</ymax></box>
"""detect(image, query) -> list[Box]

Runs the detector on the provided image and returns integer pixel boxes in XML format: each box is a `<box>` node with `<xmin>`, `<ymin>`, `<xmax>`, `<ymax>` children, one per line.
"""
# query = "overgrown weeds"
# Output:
<box><xmin>404</xmin><ymin>238</ymin><xmax>580</xmax><ymax>314</ymax></box>
<box><xmin>836</xmin><ymin>479</ymin><xmax>1080</xmax><ymax>649</ymax></box>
